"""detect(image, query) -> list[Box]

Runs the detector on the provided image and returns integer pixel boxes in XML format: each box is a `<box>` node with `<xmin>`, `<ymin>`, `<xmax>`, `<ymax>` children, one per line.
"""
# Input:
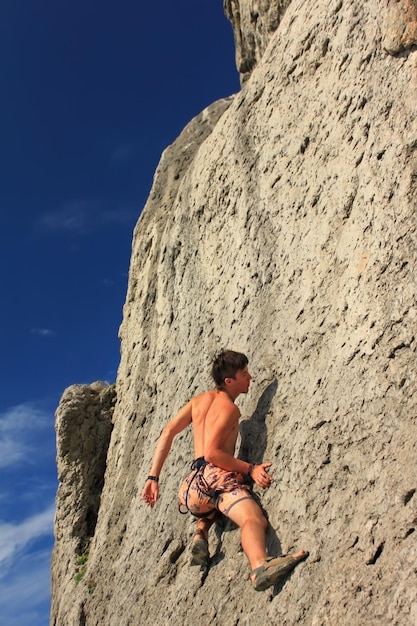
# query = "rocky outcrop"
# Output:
<box><xmin>52</xmin><ymin>383</ymin><xmax>115</xmax><ymax>618</ymax></box>
<box><xmin>224</xmin><ymin>0</ymin><xmax>293</xmax><ymax>83</ymax></box>
<box><xmin>382</xmin><ymin>0</ymin><xmax>417</xmax><ymax>55</ymax></box>
<box><xmin>51</xmin><ymin>1</ymin><xmax>417</xmax><ymax>625</ymax></box>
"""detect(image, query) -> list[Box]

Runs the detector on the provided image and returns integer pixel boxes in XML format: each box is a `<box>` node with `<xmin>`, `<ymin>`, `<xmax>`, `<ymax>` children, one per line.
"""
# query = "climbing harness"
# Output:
<box><xmin>178</xmin><ymin>457</ymin><xmax>217</xmax><ymax>518</ymax></box>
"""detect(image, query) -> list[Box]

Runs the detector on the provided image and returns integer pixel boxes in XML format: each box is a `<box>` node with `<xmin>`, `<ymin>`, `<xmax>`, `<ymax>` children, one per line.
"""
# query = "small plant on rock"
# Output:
<box><xmin>74</xmin><ymin>543</ymin><xmax>90</xmax><ymax>583</ymax></box>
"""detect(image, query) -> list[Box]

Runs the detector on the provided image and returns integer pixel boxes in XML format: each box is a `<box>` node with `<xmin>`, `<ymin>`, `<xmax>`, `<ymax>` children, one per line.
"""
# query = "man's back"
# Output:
<box><xmin>189</xmin><ymin>390</ymin><xmax>231</xmax><ymax>459</ymax></box>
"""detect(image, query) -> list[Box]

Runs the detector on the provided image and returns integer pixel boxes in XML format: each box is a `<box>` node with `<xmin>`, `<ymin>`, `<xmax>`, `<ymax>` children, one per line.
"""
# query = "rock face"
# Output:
<box><xmin>224</xmin><ymin>0</ymin><xmax>293</xmax><ymax>83</ymax></box>
<box><xmin>51</xmin><ymin>1</ymin><xmax>417</xmax><ymax>625</ymax></box>
<box><xmin>52</xmin><ymin>383</ymin><xmax>115</xmax><ymax>618</ymax></box>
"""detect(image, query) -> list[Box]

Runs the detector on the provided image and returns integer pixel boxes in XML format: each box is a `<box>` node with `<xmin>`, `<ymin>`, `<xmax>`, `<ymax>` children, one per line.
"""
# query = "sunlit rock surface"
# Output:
<box><xmin>51</xmin><ymin>1</ymin><xmax>417</xmax><ymax>624</ymax></box>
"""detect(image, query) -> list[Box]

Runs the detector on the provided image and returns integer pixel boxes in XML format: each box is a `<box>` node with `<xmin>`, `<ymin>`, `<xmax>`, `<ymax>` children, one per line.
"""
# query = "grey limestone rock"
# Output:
<box><xmin>224</xmin><ymin>0</ymin><xmax>293</xmax><ymax>83</ymax></box>
<box><xmin>51</xmin><ymin>1</ymin><xmax>417</xmax><ymax>625</ymax></box>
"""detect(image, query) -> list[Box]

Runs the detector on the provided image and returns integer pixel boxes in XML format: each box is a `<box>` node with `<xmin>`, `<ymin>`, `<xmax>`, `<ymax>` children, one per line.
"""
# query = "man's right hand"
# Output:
<box><xmin>141</xmin><ymin>479</ymin><xmax>159</xmax><ymax>508</ymax></box>
<box><xmin>251</xmin><ymin>463</ymin><xmax>272</xmax><ymax>489</ymax></box>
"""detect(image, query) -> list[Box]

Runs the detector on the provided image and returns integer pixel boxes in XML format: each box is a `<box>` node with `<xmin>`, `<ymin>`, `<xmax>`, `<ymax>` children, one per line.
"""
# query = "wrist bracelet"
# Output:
<box><xmin>247</xmin><ymin>464</ymin><xmax>254</xmax><ymax>476</ymax></box>
<box><xmin>147</xmin><ymin>475</ymin><xmax>159</xmax><ymax>482</ymax></box>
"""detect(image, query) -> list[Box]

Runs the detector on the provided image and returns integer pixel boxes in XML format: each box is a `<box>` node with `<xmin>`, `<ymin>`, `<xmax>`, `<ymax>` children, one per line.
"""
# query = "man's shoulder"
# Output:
<box><xmin>190</xmin><ymin>389</ymin><xmax>217</xmax><ymax>407</ymax></box>
<box><xmin>214</xmin><ymin>396</ymin><xmax>240</xmax><ymax>419</ymax></box>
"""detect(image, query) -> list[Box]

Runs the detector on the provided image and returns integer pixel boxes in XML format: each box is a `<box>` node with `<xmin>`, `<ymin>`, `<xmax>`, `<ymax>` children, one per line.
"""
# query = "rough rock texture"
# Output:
<box><xmin>224</xmin><ymin>0</ymin><xmax>293</xmax><ymax>83</ymax></box>
<box><xmin>51</xmin><ymin>1</ymin><xmax>417</xmax><ymax>625</ymax></box>
<box><xmin>382</xmin><ymin>0</ymin><xmax>417</xmax><ymax>54</ymax></box>
<box><xmin>52</xmin><ymin>383</ymin><xmax>115</xmax><ymax>617</ymax></box>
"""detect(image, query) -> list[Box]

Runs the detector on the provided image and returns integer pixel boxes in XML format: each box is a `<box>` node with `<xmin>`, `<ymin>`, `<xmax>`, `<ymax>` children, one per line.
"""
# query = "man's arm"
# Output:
<box><xmin>141</xmin><ymin>401</ymin><xmax>193</xmax><ymax>508</ymax></box>
<box><xmin>204</xmin><ymin>405</ymin><xmax>250</xmax><ymax>474</ymax></box>
<box><xmin>205</xmin><ymin>406</ymin><xmax>272</xmax><ymax>489</ymax></box>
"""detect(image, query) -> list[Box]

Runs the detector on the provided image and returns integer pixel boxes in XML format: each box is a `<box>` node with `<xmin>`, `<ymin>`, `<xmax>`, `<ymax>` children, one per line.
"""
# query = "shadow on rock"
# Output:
<box><xmin>238</xmin><ymin>378</ymin><xmax>278</xmax><ymax>465</ymax></box>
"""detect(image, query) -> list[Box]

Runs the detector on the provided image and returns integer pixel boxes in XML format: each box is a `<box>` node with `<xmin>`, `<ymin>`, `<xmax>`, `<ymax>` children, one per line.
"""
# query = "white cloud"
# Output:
<box><xmin>0</xmin><ymin>546</ymin><xmax>52</xmax><ymax>626</ymax></box>
<box><xmin>0</xmin><ymin>438</ymin><xmax>23</xmax><ymax>467</ymax></box>
<box><xmin>101</xmin><ymin>206</ymin><xmax>137</xmax><ymax>226</ymax></box>
<box><xmin>30</xmin><ymin>328</ymin><xmax>56</xmax><ymax>337</ymax></box>
<box><xmin>0</xmin><ymin>402</ymin><xmax>56</xmax><ymax>626</ymax></box>
<box><xmin>0</xmin><ymin>404</ymin><xmax>51</xmax><ymax>469</ymax></box>
<box><xmin>101</xmin><ymin>278</ymin><xmax>115</xmax><ymax>287</ymax></box>
<box><xmin>111</xmin><ymin>143</ymin><xmax>133</xmax><ymax>161</ymax></box>
<box><xmin>0</xmin><ymin>503</ymin><xmax>55</xmax><ymax>564</ymax></box>
<box><xmin>38</xmin><ymin>201</ymin><xmax>91</xmax><ymax>233</ymax></box>
<box><xmin>37</xmin><ymin>201</ymin><xmax>136</xmax><ymax>236</ymax></box>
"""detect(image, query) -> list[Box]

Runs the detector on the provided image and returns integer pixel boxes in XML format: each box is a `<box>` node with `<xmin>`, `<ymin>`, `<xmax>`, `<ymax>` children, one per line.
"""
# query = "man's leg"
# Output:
<box><xmin>225</xmin><ymin>497</ymin><xmax>269</xmax><ymax>571</ymax></box>
<box><xmin>194</xmin><ymin>514</ymin><xmax>216</xmax><ymax>542</ymax></box>
<box><xmin>225</xmin><ymin>496</ymin><xmax>307</xmax><ymax>588</ymax></box>
<box><xmin>190</xmin><ymin>512</ymin><xmax>217</xmax><ymax>566</ymax></box>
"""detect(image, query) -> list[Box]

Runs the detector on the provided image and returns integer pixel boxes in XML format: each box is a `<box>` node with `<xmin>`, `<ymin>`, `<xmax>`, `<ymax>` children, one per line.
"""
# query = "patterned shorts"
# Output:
<box><xmin>178</xmin><ymin>459</ymin><xmax>254</xmax><ymax>518</ymax></box>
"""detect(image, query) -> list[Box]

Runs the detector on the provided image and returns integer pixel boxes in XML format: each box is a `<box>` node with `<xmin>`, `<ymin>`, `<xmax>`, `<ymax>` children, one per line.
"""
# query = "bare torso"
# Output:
<box><xmin>190</xmin><ymin>390</ymin><xmax>239</xmax><ymax>459</ymax></box>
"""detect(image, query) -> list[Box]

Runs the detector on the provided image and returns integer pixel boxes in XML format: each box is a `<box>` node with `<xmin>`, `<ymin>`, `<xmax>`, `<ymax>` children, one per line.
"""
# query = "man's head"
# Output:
<box><xmin>211</xmin><ymin>350</ymin><xmax>249</xmax><ymax>390</ymax></box>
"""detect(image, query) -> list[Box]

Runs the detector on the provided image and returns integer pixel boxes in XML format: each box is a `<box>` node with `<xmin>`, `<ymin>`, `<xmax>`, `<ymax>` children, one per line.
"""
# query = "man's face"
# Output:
<box><xmin>233</xmin><ymin>366</ymin><xmax>252</xmax><ymax>394</ymax></box>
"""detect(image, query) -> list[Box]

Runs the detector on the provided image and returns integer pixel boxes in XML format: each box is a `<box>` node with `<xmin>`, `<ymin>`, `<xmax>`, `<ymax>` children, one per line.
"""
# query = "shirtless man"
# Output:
<box><xmin>141</xmin><ymin>350</ymin><xmax>307</xmax><ymax>590</ymax></box>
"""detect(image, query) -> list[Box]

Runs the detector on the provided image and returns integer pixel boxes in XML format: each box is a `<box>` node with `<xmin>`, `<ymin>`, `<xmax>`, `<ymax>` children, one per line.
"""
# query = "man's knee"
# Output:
<box><xmin>253</xmin><ymin>510</ymin><xmax>268</xmax><ymax>531</ymax></box>
<box><xmin>223</xmin><ymin>494</ymin><xmax>267</xmax><ymax>527</ymax></box>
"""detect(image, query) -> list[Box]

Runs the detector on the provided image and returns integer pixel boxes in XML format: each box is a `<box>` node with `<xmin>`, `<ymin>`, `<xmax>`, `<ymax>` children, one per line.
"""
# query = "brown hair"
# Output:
<box><xmin>211</xmin><ymin>350</ymin><xmax>249</xmax><ymax>389</ymax></box>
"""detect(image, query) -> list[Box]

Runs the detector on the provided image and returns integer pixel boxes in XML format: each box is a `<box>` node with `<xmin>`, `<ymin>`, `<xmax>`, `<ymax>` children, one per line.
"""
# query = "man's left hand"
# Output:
<box><xmin>251</xmin><ymin>463</ymin><xmax>272</xmax><ymax>489</ymax></box>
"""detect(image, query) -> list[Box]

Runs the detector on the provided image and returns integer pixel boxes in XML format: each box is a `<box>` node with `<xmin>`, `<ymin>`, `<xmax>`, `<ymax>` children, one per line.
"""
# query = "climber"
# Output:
<box><xmin>141</xmin><ymin>349</ymin><xmax>308</xmax><ymax>590</ymax></box>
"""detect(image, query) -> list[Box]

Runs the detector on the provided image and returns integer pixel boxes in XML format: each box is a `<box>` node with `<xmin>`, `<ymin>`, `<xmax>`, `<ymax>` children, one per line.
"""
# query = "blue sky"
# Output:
<box><xmin>0</xmin><ymin>2</ymin><xmax>239</xmax><ymax>624</ymax></box>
